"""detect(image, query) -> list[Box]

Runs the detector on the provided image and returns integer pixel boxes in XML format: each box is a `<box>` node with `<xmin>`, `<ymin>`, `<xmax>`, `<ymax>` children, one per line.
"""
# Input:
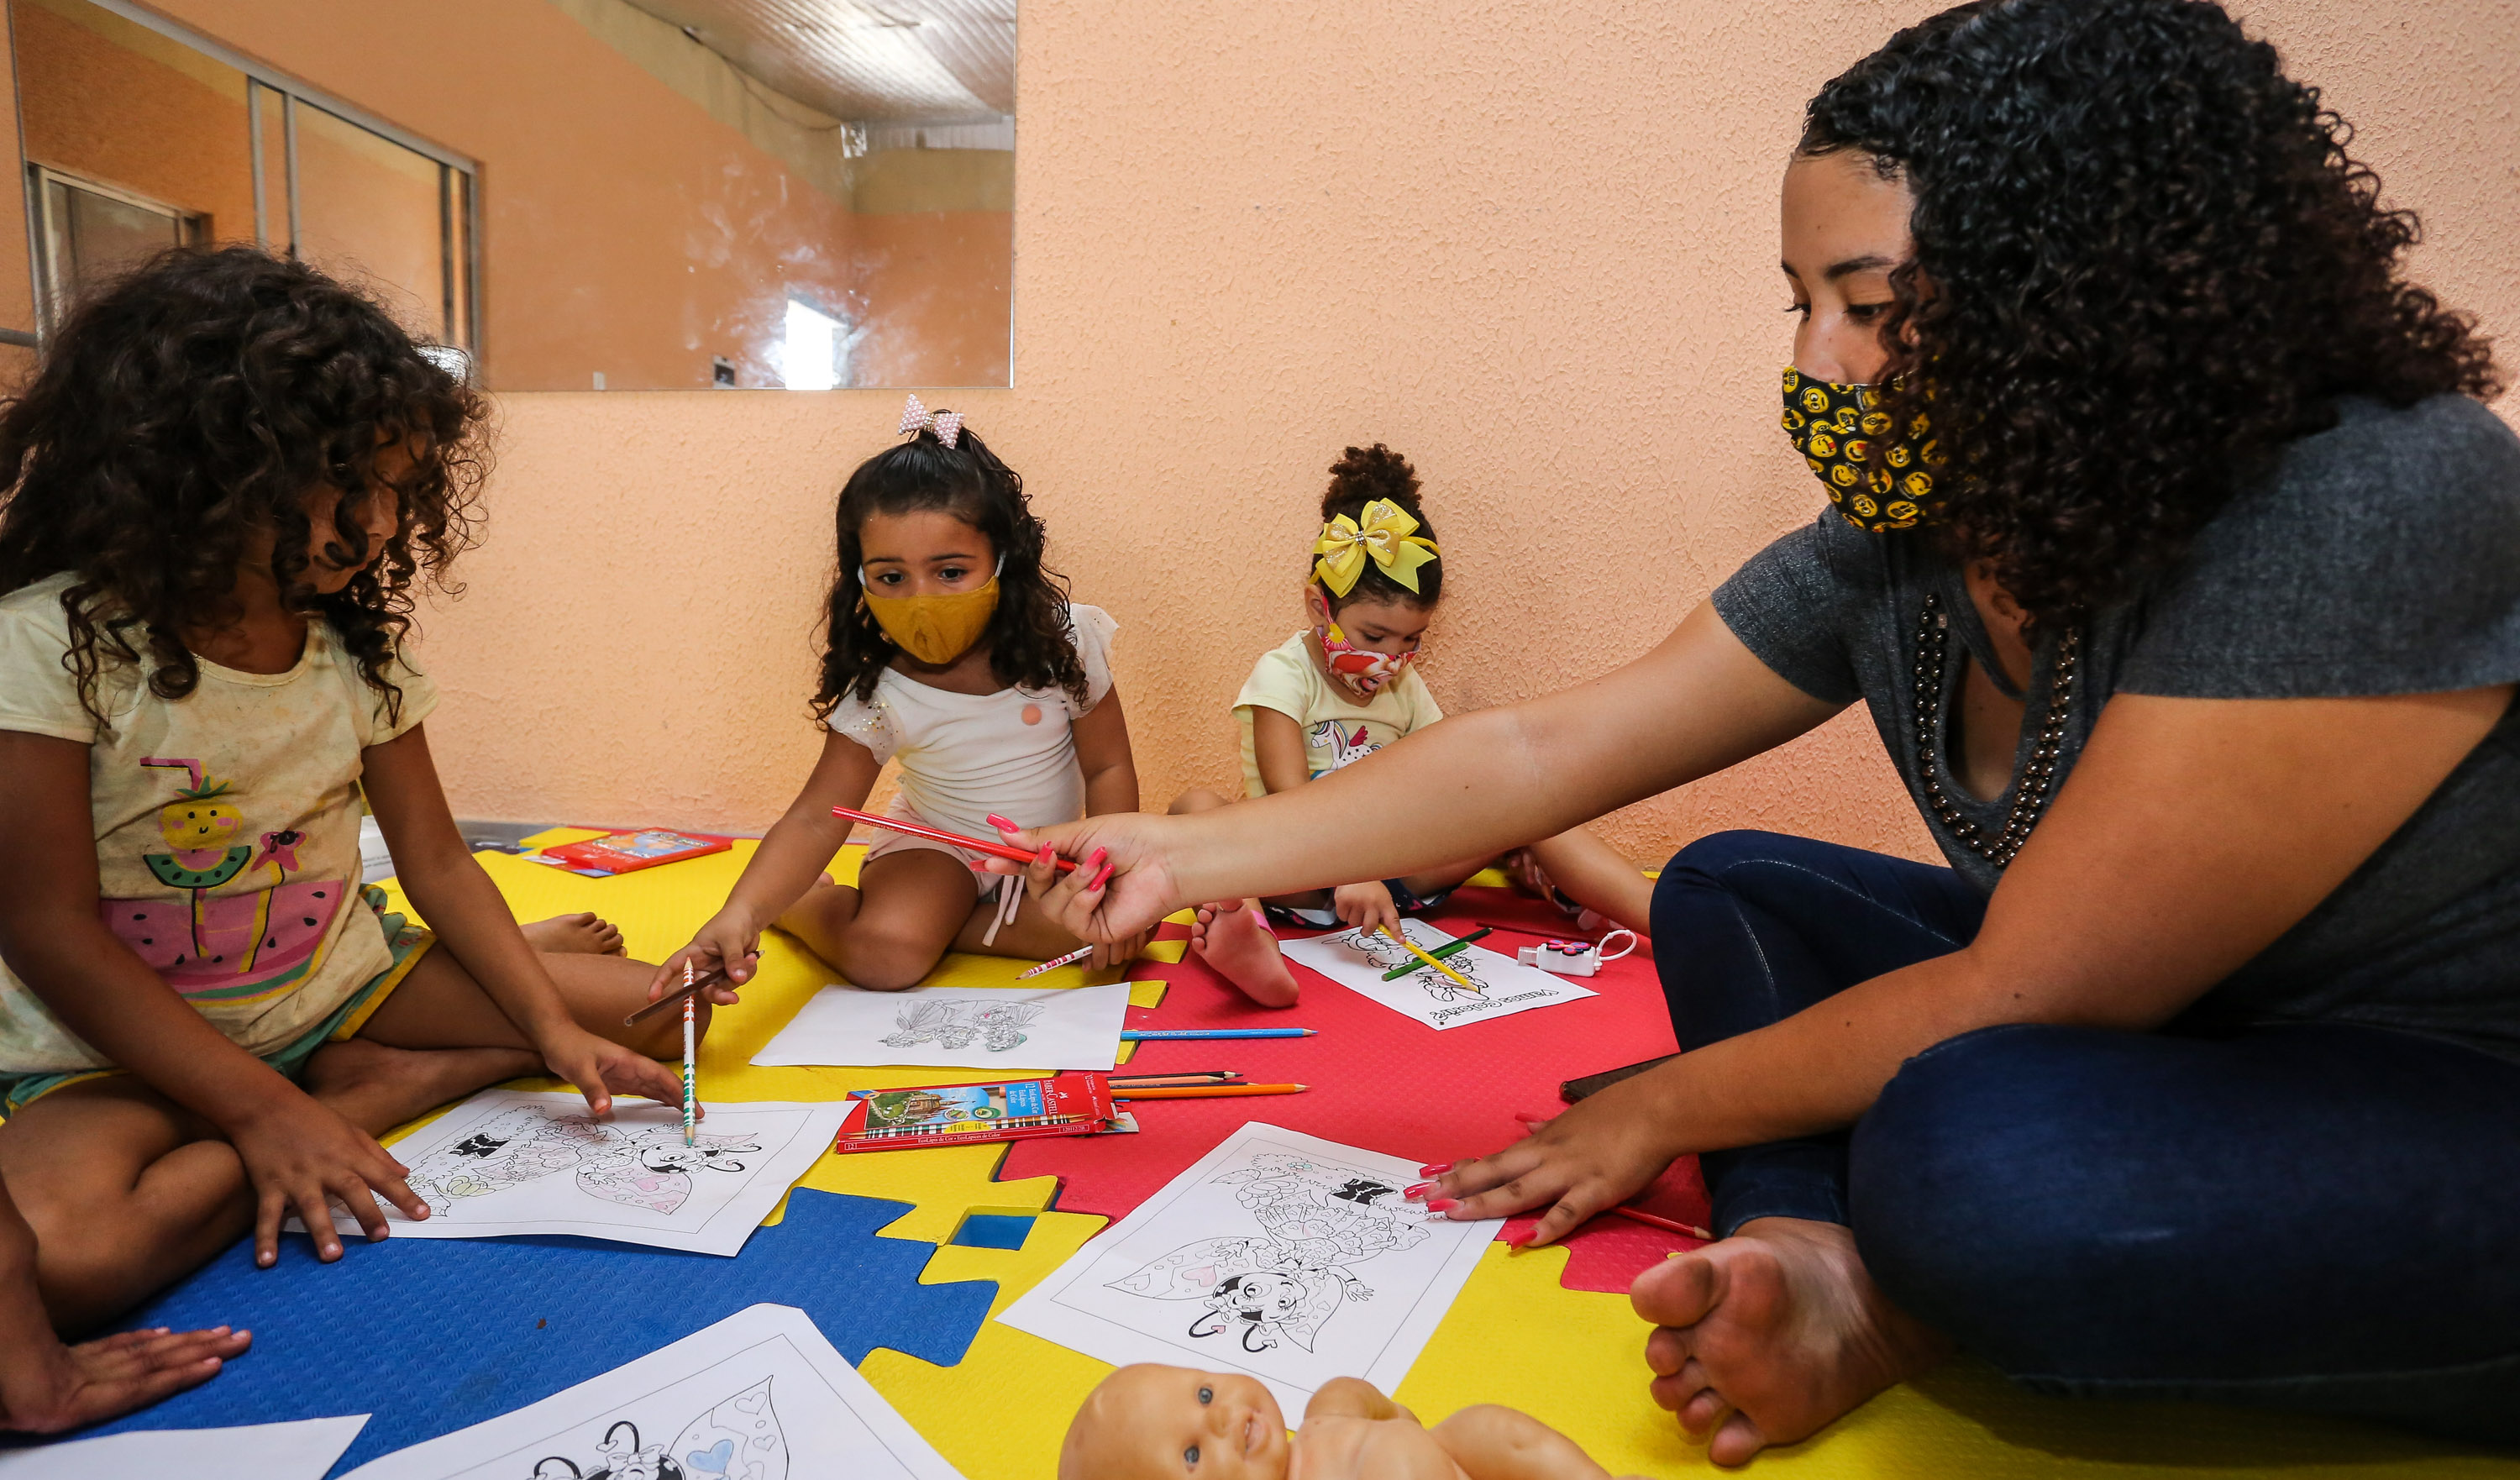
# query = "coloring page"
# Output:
<box><xmin>997</xmin><ymin>1123</ymin><xmax>1499</xmax><ymax>1413</ymax></box>
<box><xmin>1278</xmin><ymin>920</ymin><xmax>1596</xmax><ymax>1031</ymax></box>
<box><xmin>0</xmin><ymin>1415</ymin><xmax>366</xmax><ymax>1479</ymax></box>
<box><xmin>342</xmin><ymin>1304</ymin><xmax>962</xmax><ymax>1480</ymax></box>
<box><xmin>297</xmin><ymin>1091</ymin><xmax>846</xmax><ymax>1257</ymax></box>
<box><xmin>751</xmin><ymin>983</ymin><xmax>1131</xmax><ymax>1071</ymax></box>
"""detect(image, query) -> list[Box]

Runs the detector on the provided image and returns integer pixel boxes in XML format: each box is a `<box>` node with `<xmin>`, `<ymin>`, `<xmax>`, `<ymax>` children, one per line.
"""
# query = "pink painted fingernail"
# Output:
<box><xmin>1418</xmin><ymin>1162</ymin><xmax>1452</xmax><ymax>1176</ymax></box>
<box><xmin>1037</xmin><ymin>843</ymin><xmax>1055</xmax><ymax>863</ymax></box>
<box><xmin>1403</xmin><ymin>1182</ymin><xmax>1434</xmax><ymax>1199</ymax></box>
<box><xmin>1089</xmin><ymin>863</ymin><xmax>1114</xmax><ymax>890</ymax></box>
<box><xmin>1087</xmin><ymin>847</ymin><xmax>1109</xmax><ymax>869</ymax></box>
<box><xmin>989</xmin><ymin>814</ymin><xmax>1020</xmax><ymax>832</ymax></box>
<box><xmin>1425</xmin><ymin>1198</ymin><xmax>1458</xmax><ymax>1213</ymax></box>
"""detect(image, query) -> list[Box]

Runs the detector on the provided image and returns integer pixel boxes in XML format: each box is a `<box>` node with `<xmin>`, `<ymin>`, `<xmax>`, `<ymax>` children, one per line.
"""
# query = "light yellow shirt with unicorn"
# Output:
<box><xmin>0</xmin><ymin>573</ymin><xmax>434</xmax><ymax>1074</ymax></box>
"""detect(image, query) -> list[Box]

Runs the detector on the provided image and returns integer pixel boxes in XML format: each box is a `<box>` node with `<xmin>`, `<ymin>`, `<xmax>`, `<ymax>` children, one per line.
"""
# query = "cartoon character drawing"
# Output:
<box><xmin>1106</xmin><ymin>1152</ymin><xmax>1429</xmax><ymax>1352</ymax></box>
<box><xmin>880</xmin><ymin>999</ymin><xmax>1046</xmax><ymax>1053</ymax></box>
<box><xmin>97</xmin><ymin>756</ymin><xmax>345</xmax><ymax>1004</ymax></box>
<box><xmin>528</xmin><ymin>1379</ymin><xmax>788</xmax><ymax>1480</ymax></box>
<box><xmin>406</xmin><ymin>1106</ymin><xmax>761</xmax><ymax>1218</ymax></box>
<box><xmin>1345</xmin><ymin>926</ymin><xmax>1488</xmax><ymax>1002</ymax></box>
<box><xmin>1306</xmin><ymin>720</ymin><xmax>1381</xmax><ymax>775</ymax></box>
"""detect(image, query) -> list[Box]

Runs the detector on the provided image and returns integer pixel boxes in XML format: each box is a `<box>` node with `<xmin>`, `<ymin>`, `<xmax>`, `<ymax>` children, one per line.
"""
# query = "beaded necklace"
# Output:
<box><xmin>1911</xmin><ymin>590</ymin><xmax>2081</xmax><ymax>868</ymax></box>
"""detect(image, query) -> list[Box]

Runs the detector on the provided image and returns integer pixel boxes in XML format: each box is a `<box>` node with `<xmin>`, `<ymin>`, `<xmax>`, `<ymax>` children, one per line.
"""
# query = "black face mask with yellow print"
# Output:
<box><xmin>1780</xmin><ymin>367</ymin><xmax>1941</xmax><ymax>532</ymax></box>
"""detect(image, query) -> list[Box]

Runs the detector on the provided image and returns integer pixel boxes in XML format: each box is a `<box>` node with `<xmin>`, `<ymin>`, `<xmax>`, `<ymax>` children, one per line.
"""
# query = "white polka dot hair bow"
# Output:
<box><xmin>899</xmin><ymin>393</ymin><xmax>964</xmax><ymax>449</ymax></box>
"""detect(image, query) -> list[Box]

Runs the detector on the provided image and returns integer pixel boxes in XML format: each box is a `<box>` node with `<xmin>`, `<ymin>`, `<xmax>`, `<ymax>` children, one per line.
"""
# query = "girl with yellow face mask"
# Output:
<box><xmin>655</xmin><ymin>400</ymin><xmax>1143</xmax><ymax>994</ymax></box>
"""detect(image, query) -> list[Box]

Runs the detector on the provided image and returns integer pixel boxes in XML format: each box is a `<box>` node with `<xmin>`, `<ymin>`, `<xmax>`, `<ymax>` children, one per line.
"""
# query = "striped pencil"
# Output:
<box><xmin>680</xmin><ymin>959</ymin><xmax>698</xmax><ymax>1147</ymax></box>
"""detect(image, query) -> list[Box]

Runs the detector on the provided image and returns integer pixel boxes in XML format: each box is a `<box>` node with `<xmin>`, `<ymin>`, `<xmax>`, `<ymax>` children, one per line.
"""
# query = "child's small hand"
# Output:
<box><xmin>536</xmin><ymin>1022</ymin><xmax>685</xmax><ymax>1120</ymax></box>
<box><xmin>651</xmin><ymin>911</ymin><xmax>759</xmax><ymax>1000</ymax></box>
<box><xmin>225</xmin><ymin>1091</ymin><xmax>429</xmax><ymax>1269</ymax></box>
<box><xmin>1333</xmin><ymin>881</ymin><xmax>1401</xmax><ymax>940</ymax></box>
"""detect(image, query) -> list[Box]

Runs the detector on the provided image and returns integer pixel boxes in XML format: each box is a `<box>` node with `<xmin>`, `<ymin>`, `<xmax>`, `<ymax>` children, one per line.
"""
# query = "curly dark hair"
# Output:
<box><xmin>1316</xmin><ymin>443</ymin><xmax>1442</xmax><ymax>610</ymax></box>
<box><xmin>0</xmin><ymin>245</ymin><xmax>488</xmax><ymax>731</ymax></box>
<box><xmin>814</xmin><ymin>417</ymin><xmax>1087</xmax><ymax>714</ymax></box>
<box><xmin>1802</xmin><ymin>0</ymin><xmax>2498</xmax><ymax>627</ymax></box>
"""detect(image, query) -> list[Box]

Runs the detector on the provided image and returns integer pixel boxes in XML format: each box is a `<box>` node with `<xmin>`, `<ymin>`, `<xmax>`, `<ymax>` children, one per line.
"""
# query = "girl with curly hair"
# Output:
<box><xmin>0</xmin><ymin>247</ymin><xmax>693</xmax><ymax>1341</ymax></box>
<box><xmin>995</xmin><ymin>0</ymin><xmax>2520</xmax><ymax>1453</ymax></box>
<box><xmin>1168</xmin><ymin>443</ymin><xmax>1654</xmax><ymax>1005</ymax></box>
<box><xmin>657</xmin><ymin>401</ymin><xmax>1142</xmax><ymax>995</ymax></box>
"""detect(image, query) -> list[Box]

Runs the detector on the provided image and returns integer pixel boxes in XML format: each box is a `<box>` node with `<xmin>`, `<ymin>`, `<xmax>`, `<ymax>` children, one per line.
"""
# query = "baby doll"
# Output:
<box><xmin>1060</xmin><ymin>1364</ymin><xmax>1638</xmax><ymax>1480</ymax></box>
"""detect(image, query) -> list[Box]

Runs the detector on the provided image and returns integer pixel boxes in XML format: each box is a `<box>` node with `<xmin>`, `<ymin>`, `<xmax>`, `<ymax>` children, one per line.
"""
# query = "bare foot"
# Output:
<box><xmin>1630</xmin><ymin>1217</ymin><xmax>1949</xmax><ymax>1465</ymax></box>
<box><xmin>303</xmin><ymin>1039</ymin><xmax>542</xmax><ymax>1137</ymax></box>
<box><xmin>0</xmin><ymin>1325</ymin><xmax>253</xmax><ymax>1434</ymax></box>
<box><xmin>521</xmin><ymin>911</ymin><xmax>624</xmax><ymax>956</ymax></box>
<box><xmin>773</xmin><ymin>873</ymin><xmax>848</xmax><ymax>938</ymax></box>
<box><xmin>1192</xmin><ymin>900</ymin><xmax>1299</xmax><ymax>1007</ymax></box>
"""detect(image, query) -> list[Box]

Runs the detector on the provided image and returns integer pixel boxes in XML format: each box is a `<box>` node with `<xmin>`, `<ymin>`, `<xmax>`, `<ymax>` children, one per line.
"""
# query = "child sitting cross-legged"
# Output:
<box><xmin>1172</xmin><ymin>445</ymin><xmax>1654</xmax><ymax>1005</ymax></box>
<box><xmin>0</xmin><ymin>248</ymin><xmax>702</xmax><ymax>1337</ymax></box>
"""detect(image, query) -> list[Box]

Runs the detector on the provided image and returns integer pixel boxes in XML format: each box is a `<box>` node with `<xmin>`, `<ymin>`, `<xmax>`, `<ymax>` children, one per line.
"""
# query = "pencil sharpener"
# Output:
<box><xmin>1518</xmin><ymin>928</ymin><xmax>1639</xmax><ymax>978</ymax></box>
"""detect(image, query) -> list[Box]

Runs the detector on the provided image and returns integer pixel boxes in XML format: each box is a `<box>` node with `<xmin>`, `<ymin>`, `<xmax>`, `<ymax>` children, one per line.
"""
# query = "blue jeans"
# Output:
<box><xmin>1652</xmin><ymin>830</ymin><xmax>2520</xmax><ymax>1443</ymax></box>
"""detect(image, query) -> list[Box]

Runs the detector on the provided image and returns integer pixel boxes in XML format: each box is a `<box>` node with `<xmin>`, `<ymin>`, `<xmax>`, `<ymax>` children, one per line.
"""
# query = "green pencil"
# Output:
<box><xmin>1382</xmin><ymin>927</ymin><xmax>1494</xmax><ymax>979</ymax></box>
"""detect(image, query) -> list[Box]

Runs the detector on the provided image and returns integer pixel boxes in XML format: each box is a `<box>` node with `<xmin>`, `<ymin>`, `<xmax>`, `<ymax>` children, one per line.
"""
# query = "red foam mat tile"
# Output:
<box><xmin>1000</xmin><ymin>887</ymin><xmax>1708</xmax><ymax>1295</ymax></box>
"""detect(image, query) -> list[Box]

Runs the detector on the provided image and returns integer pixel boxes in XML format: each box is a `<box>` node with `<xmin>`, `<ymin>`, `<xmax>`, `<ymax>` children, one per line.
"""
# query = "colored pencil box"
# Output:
<box><xmin>530</xmin><ymin>828</ymin><xmax>731</xmax><ymax>876</ymax></box>
<box><xmin>834</xmin><ymin>1071</ymin><xmax>1126</xmax><ymax>1152</ymax></box>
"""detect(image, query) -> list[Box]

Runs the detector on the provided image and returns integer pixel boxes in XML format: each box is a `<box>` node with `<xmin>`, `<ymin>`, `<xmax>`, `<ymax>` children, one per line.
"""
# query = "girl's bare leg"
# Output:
<box><xmin>774</xmin><ymin>849</ymin><xmax>978</xmax><ymax>992</ymax></box>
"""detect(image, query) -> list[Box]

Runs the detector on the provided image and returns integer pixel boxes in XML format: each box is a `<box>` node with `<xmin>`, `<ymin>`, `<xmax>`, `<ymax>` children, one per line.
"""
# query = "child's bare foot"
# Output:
<box><xmin>1631</xmin><ymin>1216</ymin><xmax>1948</xmax><ymax>1466</ymax></box>
<box><xmin>1191</xmin><ymin>900</ymin><xmax>1299</xmax><ymax>1007</ymax></box>
<box><xmin>521</xmin><ymin>911</ymin><xmax>624</xmax><ymax>956</ymax></box>
<box><xmin>0</xmin><ymin>1325</ymin><xmax>252</xmax><ymax>1434</ymax></box>
<box><xmin>303</xmin><ymin>1040</ymin><xmax>542</xmax><ymax>1136</ymax></box>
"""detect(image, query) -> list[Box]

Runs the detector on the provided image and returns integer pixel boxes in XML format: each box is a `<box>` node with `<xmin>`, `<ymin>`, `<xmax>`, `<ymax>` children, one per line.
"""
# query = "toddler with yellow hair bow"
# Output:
<box><xmin>1168</xmin><ymin>444</ymin><xmax>1652</xmax><ymax>1005</ymax></box>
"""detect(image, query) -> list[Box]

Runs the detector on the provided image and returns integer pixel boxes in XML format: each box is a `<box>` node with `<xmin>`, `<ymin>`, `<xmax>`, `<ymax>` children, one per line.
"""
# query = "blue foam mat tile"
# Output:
<box><xmin>51</xmin><ymin>1189</ymin><xmax>993</xmax><ymax>1476</ymax></box>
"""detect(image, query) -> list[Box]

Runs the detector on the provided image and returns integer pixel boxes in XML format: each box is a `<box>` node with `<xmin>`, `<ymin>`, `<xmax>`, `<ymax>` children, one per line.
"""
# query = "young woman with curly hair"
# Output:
<box><xmin>0</xmin><ymin>248</ymin><xmax>693</xmax><ymax>1357</ymax></box>
<box><xmin>656</xmin><ymin>403</ymin><xmax>1143</xmax><ymax>997</ymax></box>
<box><xmin>994</xmin><ymin>0</ymin><xmax>2520</xmax><ymax>1455</ymax></box>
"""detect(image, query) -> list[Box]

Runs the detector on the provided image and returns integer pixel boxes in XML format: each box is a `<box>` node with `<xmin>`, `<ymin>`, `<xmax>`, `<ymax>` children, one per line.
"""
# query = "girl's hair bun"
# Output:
<box><xmin>1316</xmin><ymin>443</ymin><xmax>1441</xmax><ymax>607</ymax></box>
<box><xmin>1321</xmin><ymin>443</ymin><xmax>1425</xmax><ymax>522</ymax></box>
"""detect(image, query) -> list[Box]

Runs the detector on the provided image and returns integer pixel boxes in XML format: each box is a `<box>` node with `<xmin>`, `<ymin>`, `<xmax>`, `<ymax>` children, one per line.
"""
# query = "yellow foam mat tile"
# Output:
<box><xmin>394</xmin><ymin>837</ymin><xmax>2515</xmax><ymax>1480</ymax></box>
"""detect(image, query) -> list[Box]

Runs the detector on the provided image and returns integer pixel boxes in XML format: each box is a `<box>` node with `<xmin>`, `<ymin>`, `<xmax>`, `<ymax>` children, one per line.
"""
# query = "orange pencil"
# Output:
<box><xmin>1607</xmin><ymin>1205</ymin><xmax>1714</xmax><ymax>1241</ymax></box>
<box><xmin>1110</xmin><ymin>1084</ymin><xmax>1307</xmax><ymax>1100</ymax></box>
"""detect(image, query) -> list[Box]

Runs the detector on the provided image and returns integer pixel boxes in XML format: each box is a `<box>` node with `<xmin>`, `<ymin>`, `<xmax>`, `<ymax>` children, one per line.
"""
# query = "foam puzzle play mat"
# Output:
<box><xmin>4</xmin><ymin>835</ymin><xmax>2512</xmax><ymax>1479</ymax></box>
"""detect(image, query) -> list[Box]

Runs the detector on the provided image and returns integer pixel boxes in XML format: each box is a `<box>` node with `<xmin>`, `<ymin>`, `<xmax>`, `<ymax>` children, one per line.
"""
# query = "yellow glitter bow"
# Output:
<box><xmin>1311</xmin><ymin>499</ymin><xmax>1441</xmax><ymax>598</ymax></box>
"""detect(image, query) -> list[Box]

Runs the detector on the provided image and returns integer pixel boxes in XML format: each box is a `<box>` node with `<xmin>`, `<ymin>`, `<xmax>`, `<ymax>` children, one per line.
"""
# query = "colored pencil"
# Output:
<box><xmin>625</xmin><ymin>965</ymin><xmax>728</xmax><ymax>1027</ymax></box>
<box><xmin>1381</xmin><ymin>925</ymin><xmax>1474</xmax><ymax>988</ymax></box>
<box><xmin>830</xmin><ymin>804</ymin><xmax>1079</xmax><ymax>872</ymax></box>
<box><xmin>1380</xmin><ymin>927</ymin><xmax>1494</xmax><ymax>979</ymax></box>
<box><xmin>1106</xmin><ymin>1076</ymin><xmax>1245</xmax><ymax>1090</ymax></box>
<box><xmin>1607</xmin><ymin>1205</ymin><xmax>1714</xmax><ymax>1241</ymax></box>
<box><xmin>1111</xmin><ymin>1084</ymin><xmax>1307</xmax><ymax>1100</ymax></box>
<box><xmin>1018</xmin><ymin>942</ymin><xmax>1097</xmax><ymax>979</ymax></box>
<box><xmin>1108</xmin><ymin>1070</ymin><xmax>1238</xmax><ymax>1083</ymax></box>
<box><xmin>680</xmin><ymin>960</ymin><xmax>698</xmax><ymax>1147</ymax></box>
<box><xmin>1473</xmin><ymin>919</ymin><xmax>1567</xmax><ymax>939</ymax></box>
<box><xmin>1120</xmin><ymin>1028</ymin><xmax>1315</xmax><ymax>1040</ymax></box>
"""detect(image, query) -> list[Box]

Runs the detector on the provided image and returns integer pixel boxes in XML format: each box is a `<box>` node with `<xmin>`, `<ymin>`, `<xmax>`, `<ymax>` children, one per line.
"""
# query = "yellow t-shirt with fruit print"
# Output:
<box><xmin>0</xmin><ymin>573</ymin><xmax>434</xmax><ymax>1074</ymax></box>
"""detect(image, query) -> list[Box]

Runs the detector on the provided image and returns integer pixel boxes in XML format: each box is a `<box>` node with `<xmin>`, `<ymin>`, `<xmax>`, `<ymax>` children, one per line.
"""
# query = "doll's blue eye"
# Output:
<box><xmin>1198</xmin><ymin>1387</ymin><xmax>1212</xmax><ymax>1404</ymax></box>
<box><xmin>1185</xmin><ymin>1446</ymin><xmax>1200</xmax><ymax>1467</ymax></box>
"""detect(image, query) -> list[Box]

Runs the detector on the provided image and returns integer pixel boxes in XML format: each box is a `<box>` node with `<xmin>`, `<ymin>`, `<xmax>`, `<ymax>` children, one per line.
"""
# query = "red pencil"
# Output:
<box><xmin>831</xmin><ymin>805</ymin><xmax>1078</xmax><ymax>873</ymax></box>
<box><xmin>1606</xmin><ymin>1205</ymin><xmax>1714</xmax><ymax>1241</ymax></box>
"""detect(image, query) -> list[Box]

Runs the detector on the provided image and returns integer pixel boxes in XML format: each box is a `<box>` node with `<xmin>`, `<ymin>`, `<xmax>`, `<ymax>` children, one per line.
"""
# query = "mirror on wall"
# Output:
<box><xmin>0</xmin><ymin>0</ymin><xmax>1015</xmax><ymax>389</ymax></box>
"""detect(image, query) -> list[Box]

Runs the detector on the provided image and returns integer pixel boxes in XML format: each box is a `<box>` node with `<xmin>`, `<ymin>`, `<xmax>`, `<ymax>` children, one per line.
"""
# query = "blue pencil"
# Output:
<box><xmin>1120</xmin><ymin>1028</ymin><xmax>1316</xmax><ymax>1041</ymax></box>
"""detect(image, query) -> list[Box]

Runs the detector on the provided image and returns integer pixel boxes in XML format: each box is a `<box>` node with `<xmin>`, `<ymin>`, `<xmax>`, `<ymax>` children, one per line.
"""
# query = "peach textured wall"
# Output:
<box><xmin>371</xmin><ymin>2</ymin><xmax>2520</xmax><ymax>858</ymax></box>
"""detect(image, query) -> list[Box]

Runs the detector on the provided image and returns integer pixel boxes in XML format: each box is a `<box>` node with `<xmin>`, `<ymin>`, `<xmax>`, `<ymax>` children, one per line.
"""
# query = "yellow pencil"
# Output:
<box><xmin>1383</xmin><ymin>925</ymin><xmax>1474</xmax><ymax>989</ymax></box>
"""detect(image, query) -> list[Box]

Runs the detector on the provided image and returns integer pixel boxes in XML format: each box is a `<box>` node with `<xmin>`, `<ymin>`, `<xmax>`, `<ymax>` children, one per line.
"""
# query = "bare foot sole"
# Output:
<box><xmin>303</xmin><ymin>1039</ymin><xmax>543</xmax><ymax>1136</ymax></box>
<box><xmin>1631</xmin><ymin>1216</ymin><xmax>1949</xmax><ymax>1466</ymax></box>
<box><xmin>1</xmin><ymin>1325</ymin><xmax>254</xmax><ymax>1434</ymax></box>
<box><xmin>520</xmin><ymin>911</ymin><xmax>624</xmax><ymax>956</ymax></box>
<box><xmin>1191</xmin><ymin>900</ymin><xmax>1299</xmax><ymax>1007</ymax></box>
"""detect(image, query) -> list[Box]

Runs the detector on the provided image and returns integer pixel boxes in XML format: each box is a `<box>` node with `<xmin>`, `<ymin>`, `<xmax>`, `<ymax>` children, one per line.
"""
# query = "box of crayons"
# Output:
<box><xmin>834</xmin><ymin>1071</ymin><xmax>1124</xmax><ymax>1153</ymax></box>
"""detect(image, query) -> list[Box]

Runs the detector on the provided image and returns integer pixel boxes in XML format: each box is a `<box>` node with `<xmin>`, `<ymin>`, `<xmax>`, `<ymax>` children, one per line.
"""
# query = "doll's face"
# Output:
<box><xmin>1059</xmin><ymin>1364</ymin><xmax>1289</xmax><ymax>1480</ymax></box>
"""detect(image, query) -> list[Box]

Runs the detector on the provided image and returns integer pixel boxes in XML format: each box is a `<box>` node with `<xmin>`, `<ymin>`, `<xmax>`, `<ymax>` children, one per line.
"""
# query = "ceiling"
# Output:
<box><xmin>621</xmin><ymin>0</ymin><xmax>1013</xmax><ymax>123</ymax></box>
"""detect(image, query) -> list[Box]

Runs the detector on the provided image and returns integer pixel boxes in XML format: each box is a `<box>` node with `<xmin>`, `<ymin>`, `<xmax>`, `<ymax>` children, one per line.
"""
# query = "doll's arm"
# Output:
<box><xmin>1305</xmin><ymin>1377</ymin><xmax>1414</xmax><ymax>1425</ymax></box>
<box><xmin>1428</xmin><ymin>1407</ymin><xmax>1613</xmax><ymax>1480</ymax></box>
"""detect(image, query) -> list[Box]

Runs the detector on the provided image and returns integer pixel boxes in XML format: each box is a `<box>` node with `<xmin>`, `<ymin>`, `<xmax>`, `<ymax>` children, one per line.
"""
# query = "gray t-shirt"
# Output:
<box><xmin>1713</xmin><ymin>394</ymin><xmax>2520</xmax><ymax>1059</ymax></box>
